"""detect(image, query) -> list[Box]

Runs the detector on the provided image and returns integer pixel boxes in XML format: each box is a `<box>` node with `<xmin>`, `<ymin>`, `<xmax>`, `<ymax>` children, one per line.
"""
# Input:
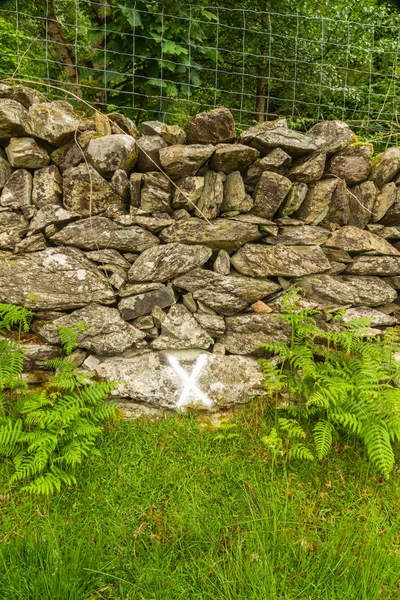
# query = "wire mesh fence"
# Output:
<box><xmin>1</xmin><ymin>0</ymin><xmax>400</xmax><ymax>139</ymax></box>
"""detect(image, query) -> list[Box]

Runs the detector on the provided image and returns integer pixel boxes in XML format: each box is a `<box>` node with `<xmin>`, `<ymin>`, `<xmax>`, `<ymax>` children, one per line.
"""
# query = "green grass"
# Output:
<box><xmin>0</xmin><ymin>403</ymin><xmax>399</xmax><ymax>600</ymax></box>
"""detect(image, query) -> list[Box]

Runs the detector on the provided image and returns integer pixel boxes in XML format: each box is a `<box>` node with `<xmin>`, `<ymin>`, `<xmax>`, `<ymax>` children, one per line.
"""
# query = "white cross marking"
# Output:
<box><xmin>168</xmin><ymin>354</ymin><xmax>213</xmax><ymax>408</ymax></box>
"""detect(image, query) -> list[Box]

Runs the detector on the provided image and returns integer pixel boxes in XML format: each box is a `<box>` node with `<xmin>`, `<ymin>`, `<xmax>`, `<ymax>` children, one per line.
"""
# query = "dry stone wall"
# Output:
<box><xmin>1</xmin><ymin>84</ymin><xmax>400</xmax><ymax>412</ymax></box>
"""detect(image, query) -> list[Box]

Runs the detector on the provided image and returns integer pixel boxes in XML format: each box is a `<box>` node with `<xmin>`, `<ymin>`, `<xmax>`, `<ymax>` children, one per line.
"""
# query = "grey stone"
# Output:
<box><xmin>51</xmin><ymin>216</ymin><xmax>159</xmax><ymax>252</ymax></box>
<box><xmin>348</xmin><ymin>181</ymin><xmax>377</xmax><ymax>228</ymax></box>
<box><xmin>140</xmin><ymin>172</ymin><xmax>172</xmax><ymax>213</ymax></box>
<box><xmin>151</xmin><ymin>304</ymin><xmax>213</xmax><ymax>350</ymax></box>
<box><xmin>195</xmin><ymin>171</ymin><xmax>224</xmax><ymax>220</ymax></box>
<box><xmin>108</xmin><ymin>113</ymin><xmax>138</xmax><ymax>137</ymax></box>
<box><xmin>218</xmin><ymin>313</ymin><xmax>290</xmax><ymax>355</ymax></box>
<box><xmin>133</xmin><ymin>315</ymin><xmax>155</xmax><ymax>330</ymax></box>
<box><xmin>0</xmin><ymin>247</ymin><xmax>115</xmax><ymax>310</ymax></box>
<box><xmin>63</xmin><ymin>164</ymin><xmax>123</xmax><ymax>216</ymax></box>
<box><xmin>0</xmin><ymin>157</ymin><xmax>11</xmax><ymax>190</ymax></box>
<box><xmin>111</xmin><ymin>169</ymin><xmax>130</xmax><ymax>201</ymax></box>
<box><xmin>288</xmin><ymin>151</ymin><xmax>326</xmax><ymax>183</ymax></box>
<box><xmin>210</xmin><ymin>144</ymin><xmax>259</xmax><ymax>173</ymax></box>
<box><xmin>252</xmin><ymin>171</ymin><xmax>292</xmax><ymax>219</ymax></box>
<box><xmin>28</xmin><ymin>204</ymin><xmax>80</xmax><ymax>234</ymax></box>
<box><xmin>379</xmin><ymin>192</ymin><xmax>400</xmax><ymax>226</ymax></box>
<box><xmin>118</xmin><ymin>285</ymin><xmax>176</xmax><ymax>320</ymax></box>
<box><xmin>0</xmin><ymin>99</ymin><xmax>28</xmax><ymax>139</ymax></box>
<box><xmin>92</xmin><ymin>349</ymin><xmax>265</xmax><ymax>410</ymax></box>
<box><xmin>172</xmin><ymin>268</ymin><xmax>280</xmax><ymax>315</ymax></box>
<box><xmin>213</xmin><ymin>343</ymin><xmax>226</xmax><ymax>355</ymax></box>
<box><xmin>21</xmin><ymin>343</ymin><xmax>62</xmax><ymax>371</ymax></box>
<box><xmin>0</xmin><ymin>84</ymin><xmax>46</xmax><ymax>109</ymax></box>
<box><xmin>128</xmin><ymin>243</ymin><xmax>212</xmax><ymax>283</ymax></box>
<box><xmin>162</xmin><ymin>125</ymin><xmax>186</xmax><ymax>145</ymax></box>
<box><xmin>50</xmin><ymin>131</ymin><xmax>94</xmax><ymax>173</ymax></box>
<box><xmin>129</xmin><ymin>172</ymin><xmax>142</xmax><ymax>209</ymax></box>
<box><xmin>222</xmin><ymin>171</ymin><xmax>252</xmax><ymax>213</ymax></box>
<box><xmin>141</xmin><ymin>121</ymin><xmax>165</xmax><ymax>136</ymax></box>
<box><xmin>278</xmin><ymin>182</ymin><xmax>308</xmax><ymax>217</ymax></box>
<box><xmin>151</xmin><ymin>305</ymin><xmax>167</xmax><ymax>327</ymax></box>
<box><xmin>341</xmin><ymin>306</ymin><xmax>397</xmax><ymax>327</ymax></box>
<box><xmin>0</xmin><ymin>169</ymin><xmax>32</xmax><ymax>209</ymax></box>
<box><xmin>14</xmin><ymin>233</ymin><xmax>47</xmax><ymax>253</ymax></box>
<box><xmin>186</xmin><ymin>108</ymin><xmax>236</xmax><ymax>144</ymax></box>
<box><xmin>263</xmin><ymin>225</ymin><xmax>329</xmax><ymax>246</ymax></box>
<box><xmin>293</xmin><ymin>178</ymin><xmax>338</xmax><ymax>224</ymax></box>
<box><xmin>240</xmin><ymin>118</ymin><xmax>317</xmax><ymax>156</ymax></box>
<box><xmin>172</xmin><ymin>176</ymin><xmax>204</xmax><ymax>210</ymax></box>
<box><xmin>86</xmin><ymin>134</ymin><xmax>138</xmax><ymax>177</ymax></box>
<box><xmin>160</xmin><ymin>217</ymin><xmax>262</xmax><ymax>251</ymax></box>
<box><xmin>36</xmin><ymin>304</ymin><xmax>146</xmax><ymax>355</ymax></box>
<box><xmin>118</xmin><ymin>282</ymin><xmax>163</xmax><ymax>297</ymax></box>
<box><xmin>86</xmin><ymin>249</ymin><xmax>131</xmax><ymax>270</ymax></box>
<box><xmin>182</xmin><ymin>293</ymin><xmax>198</xmax><ymax>313</ymax></box>
<box><xmin>136</xmin><ymin>135</ymin><xmax>168</xmax><ymax>173</ymax></box>
<box><xmin>194</xmin><ymin>313</ymin><xmax>226</xmax><ymax>337</ymax></box>
<box><xmin>159</xmin><ymin>144</ymin><xmax>215</xmax><ymax>179</ymax></box>
<box><xmin>322</xmin><ymin>247</ymin><xmax>353</xmax><ymax>263</ymax></box>
<box><xmin>306</xmin><ymin>120</ymin><xmax>355</xmax><ymax>155</ymax></box>
<box><xmin>213</xmin><ymin>250</ymin><xmax>230</xmax><ymax>275</ymax></box>
<box><xmin>32</xmin><ymin>166</ymin><xmax>63</xmax><ymax>208</ymax></box>
<box><xmin>326</xmin><ymin>226</ymin><xmax>399</xmax><ymax>255</ymax></box>
<box><xmin>246</xmin><ymin>149</ymin><xmax>292</xmax><ymax>188</ymax></box>
<box><xmin>295</xmin><ymin>274</ymin><xmax>397</xmax><ymax>307</ymax></box>
<box><xmin>371</xmin><ymin>148</ymin><xmax>400</xmax><ymax>189</ymax></box>
<box><xmin>231</xmin><ymin>244</ymin><xmax>330</xmax><ymax>277</ymax></box>
<box><xmin>26</xmin><ymin>101</ymin><xmax>81</xmax><ymax>146</ymax></box>
<box><xmin>133</xmin><ymin>214</ymin><xmax>174</xmax><ymax>233</ymax></box>
<box><xmin>327</xmin><ymin>143</ymin><xmax>373</xmax><ymax>185</ymax></box>
<box><xmin>323</xmin><ymin>178</ymin><xmax>350</xmax><ymax>226</ymax></box>
<box><xmin>6</xmin><ymin>138</ymin><xmax>49</xmax><ymax>169</ymax></box>
<box><xmin>346</xmin><ymin>255</ymin><xmax>400</xmax><ymax>276</ymax></box>
<box><xmin>371</xmin><ymin>182</ymin><xmax>397</xmax><ymax>223</ymax></box>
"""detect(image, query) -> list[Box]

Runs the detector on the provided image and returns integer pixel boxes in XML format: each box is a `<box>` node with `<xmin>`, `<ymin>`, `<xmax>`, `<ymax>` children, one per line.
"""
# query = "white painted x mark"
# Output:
<box><xmin>168</xmin><ymin>354</ymin><xmax>213</xmax><ymax>409</ymax></box>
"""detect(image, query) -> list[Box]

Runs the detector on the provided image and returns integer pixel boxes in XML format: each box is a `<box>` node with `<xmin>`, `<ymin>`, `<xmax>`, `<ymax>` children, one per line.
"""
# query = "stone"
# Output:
<box><xmin>111</xmin><ymin>169</ymin><xmax>130</xmax><ymax>201</ymax></box>
<box><xmin>136</xmin><ymin>135</ymin><xmax>168</xmax><ymax>173</ymax></box>
<box><xmin>371</xmin><ymin>148</ymin><xmax>400</xmax><ymax>189</ymax></box>
<box><xmin>128</xmin><ymin>243</ymin><xmax>212</xmax><ymax>283</ymax></box>
<box><xmin>28</xmin><ymin>204</ymin><xmax>80</xmax><ymax>234</ymax></box>
<box><xmin>173</xmin><ymin>176</ymin><xmax>204</xmax><ymax>210</ymax></box>
<box><xmin>151</xmin><ymin>305</ymin><xmax>167</xmax><ymax>327</ymax></box>
<box><xmin>193</xmin><ymin>313</ymin><xmax>226</xmax><ymax>337</ymax></box>
<box><xmin>197</xmin><ymin>301</ymin><xmax>218</xmax><ymax>315</ymax></box>
<box><xmin>295</xmin><ymin>274</ymin><xmax>397</xmax><ymax>307</ymax></box>
<box><xmin>36</xmin><ymin>304</ymin><xmax>146</xmax><ymax>355</ymax></box>
<box><xmin>151</xmin><ymin>304</ymin><xmax>213</xmax><ymax>350</ymax></box>
<box><xmin>322</xmin><ymin>247</ymin><xmax>353</xmax><ymax>263</ymax></box>
<box><xmin>293</xmin><ymin>178</ymin><xmax>338</xmax><ymax>224</ymax></box>
<box><xmin>327</xmin><ymin>143</ymin><xmax>373</xmax><ymax>185</ymax></box>
<box><xmin>32</xmin><ymin>166</ymin><xmax>63</xmax><ymax>208</ymax></box>
<box><xmin>159</xmin><ymin>144</ymin><xmax>215</xmax><ymax>179</ymax></box>
<box><xmin>231</xmin><ymin>244</ymin><xmax>330</xmax><ymax>277</ymax></box>
<box><xmin>182</xmin><ymin>293</ymin><xmax>197</xmax><ymax>313</ymax></box>
<box><xmin>326</xmin><ymin>226</ymin><xmax>399</xmax><ymax>255</ymax></box>
<box><xmin>133</xmin><ymin>315</ymin><xmax>155</xmax><ymax>330</ymax></box>
<box><xmin>92</xmin><ymin>349</ymin><xmax>265</xmax><ymax>410</ymax></box>
<box><xmin>210</xmin><ymin>144</ymin><xmax>259</xmax><ymax>173</ymax></box>
<box><xmin>278</xmin><ymin>182</ymin><xmax>308</xmax><ymax>217</ymax></box>
<box><xmin>21</xmin><ymin>343</ymin><xmax>62</xmax><ymax>371</ymax></box>
<box><xmin>263</xmin><ymin>225</ymin><xmax>330</xmax><ymax>246</ymax></box>
<box><xmin>0</xmin><ymin>247</ymin><xmax>115</xmax><ymax>310</ymax></box>
<box><xmin>213</xmin><ymin>250</ymin><xmax>230</xmax><ymax>275</ymax></box>
<box><xmin>195</xmin><ymin>171</ymin><xmax>224</xmax><ymax>220</ymax></box>
<box><xmin>160</xmin><ymin>217</ymin><xmax>262</xmax><ymax>251</ymax></box>
<box><xmin>133</xmin><ymin>214</ymin><xmax>174</xmax><ymax>233</ymax></box>
<box><xmin>86</xmin><ymin>134</ymin><xmax>138</xmax><ymax>177</ymax></box>
<box><xmin>140</xmin><ymin>172</ymin><xmax>172</xmax><ymax>213</ymax></box>
<box><xmin>252</xmin><ymin>171</ymin><xmax>292</xmax><ymax>219</ymax></box>
<box><xmin>240</xmin><ymin>118</ymin><xmax>317</xmax><ymax>156</ymax></box>
<box><xmin>246</xmin><ymin>149</ymin><xmax>292</xmax><ymax>188</ymax></box>
<box><xmin>26</xmin><ymin>101</ymin><xmax>81</xmax><ymax>146</ymax></box>
<box><xmin>141</xmin><ymin>121</ymin><xmax>165</xmax><ymax>136</ymax></box>
<box><xmin>0</xmin><ymin>84</ymin><xmax>46</xmax><ymax>109</ymax></box>
<box><xmin>323</xmin><ymin>178</ymin><xmax>350</xmax><ymax>226</ymax></box>
<box><xmin>50</xmin><ymin>131</ymin><xmax>94</xmax><ymax>173</ymax></box>
<box><xmin>51</xmin><ymin>216</ymin><xmax>159</xmax><ymax>252</ymax></box>
<box><xmin>341</xmin><ymin>306</ymin><xmax>397</xmax><ymax>327</ymax></box>
<box><xmin>5</xmin><ymin>138</ymin><xmax>49</xmax><ymax>169</ymax></box>
<box><xmin>118</xmin><ymin>285</ymin><xmax>176</xmax><ymax>320</ymax></box>
<box><xmin>222</xmin><ymin>171</ymin><xmax>252</xmax><ymax>213</ymax></box>
<box><xmin>287</xmin><ymin>151</ymin><xmax>326</xmax><ymax>183</ymax></box>
<box><xmin>85</xmin><ymin>249</ymin><xmax>131</xmax><ymax>270</ymax></box>
<box><xmin>172</xmin><ymin>268</ymin><xmax>280</xmax><ymax>315</ymax></box>
<box><xmin>118</xmin><ymin>282</ymin><xmax>163</xmax><ymax>297</ymax></box>
<box><xmin>345</xmin><ymin>256</ymin><xmax>400</xmax><ymax>276</ymax></box>
<box><xmin>108</xmin><ymin>113</ymin><xmax>138</xmax><ymax>137</ymax></box>
<box><xmin>186</xmin><ymin>108</ymin><xmax>236</xmax><ymax>144</ymax></box>
<box><xmin>162</xmin><ymin>125</ymin><xmax>186</xmax><ymax>145</ymax></box>
<box><xmin>218</xmin><ymin>314</ymin><xmax>290</xmax><ymax>355</ymax></box>
<box><xmin>348</xmin><ymin>181</ymin><xmax>377</xmax><ymax>228</ymax></box>
<box><xmin>0</xmin><ymin>99</ymin><xmax>28</xmax><ymax>139</ymax></box>
<box><xmin>213</xmin><ymin>343</ymin><xmax>226</xmax><ymax>355</ymax></box>
<box><xmin>251</xmin><ymin>300</ymin><xmax>273</xmax><ymax>314</ymax></box>
<box><xmin>379</xmin><ymin>194</ymin><xmax>400</xmax><ymax>226</ymax></box>
<box><xmin>62</xmin><ymin>164</ymin><xmax>124</xmax><ymax>216</ymax></box>
<box><xmin>129</xmin><ymin>172</ymin><xmax>142</xmax><ymax>209</ymax></box>
<box><xmin>366</xmin><ymin>225</ymin><xmax>400</xmax><ymax>239</ymax></box>
<box><xmin>306</xmin><ymin>120</ymin><xmax>355</xmax><ymax>155</ymax></box>
<box><xmin>371</xmin><ymin>182</ymin><xmax>397</xmax><ymax>223</ymax></box>
<box><xmin>14</xmin><ymin>233</ymin><xmax>47</xmax><ymax>253</ymax></box>
<box><xmin>0</xmin><ymin>157</ymin><xmax>11</xmax><ymax>191</ymax></box>
<box><xmin>0</xmin><ymin>170</ymin><xmax>32</xmax><ymax>209</ymax></box>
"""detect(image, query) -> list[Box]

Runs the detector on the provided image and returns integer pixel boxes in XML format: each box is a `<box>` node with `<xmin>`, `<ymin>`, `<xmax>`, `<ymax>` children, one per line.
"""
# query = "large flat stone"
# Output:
<box><xmin>218</xmin><ymin>313</ymin><xmax>290</xmax><ymax>355</ymax></box>
<box><xmin>91</xmin><ymin>349</ymin><xmax>265</xmax><ymax>410</ymax></box>
<box><xmin>151</xmin><ymin>304</ymin><xmax>213</xmax><ymax>350</ymax></box>
<box><xmin>231</xmin><ymin>244</ymin><xmax>330</xmax><ymax>277</ymax></box>
<box><xmin>240</xmin><ymin>118</ymin><xmax>316</xmax><ymax>156</ymax></box>
<box><xmin>325</xmin><ymin>226</ymin><xmax>399</xmax><ymax>255</ymax></box>
<box><xmin>118</xmin><ymin>285</ymin><xmax>176</xmax><ymax>320</ymax></box>
<box><xmin>306</xmin><ymin>121</ymin><xmax>355</xmax><ymax>155</ymax></box>
<box><xmin>0</xmin><ymin>247</ymin><xmax>115</xmax><ymax>310</ymax></box>
<box><xmin>26</xmin><ymin>101</ymin><xmax>81</xmax><ymax>146</ymax></box>
<box><xmin>86</xmin><ymin>134</ymin><xmax>138</xmax><ymax>177</ymax></box>
<box><xmin>345</xmin><ymin>256</ymin><xmax>400</xmax><ymax>276</ymax></box>
<box><xmin>263</xmin><ymin>225</ymin><xmax>330</xmax><ymax>246</ymax></box>
<box><xmin>159</xmin><ymin>144</ymin><xmax>215</xmax><ymax>179</ymax></box>
<box><xmin>185</xmin><ymin>108</ymin><xmax>236</xmax><ymax>144</ymax></box>
<box><xmin>210</xmin><ymin>144</ymin><xmax>259</xmax><ymax>173</ymax></box>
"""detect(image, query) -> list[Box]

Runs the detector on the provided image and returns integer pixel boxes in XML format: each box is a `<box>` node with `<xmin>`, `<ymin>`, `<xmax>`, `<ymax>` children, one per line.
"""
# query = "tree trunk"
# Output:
<box><xmin>45</xmin><ymin>1</ymin><xmax>80</xmax><ymax>86</ymax></box>
<box><xmin>256</xmin><ymin>14</ymin><xmax>270</xmax><ymax>123</ymax></box>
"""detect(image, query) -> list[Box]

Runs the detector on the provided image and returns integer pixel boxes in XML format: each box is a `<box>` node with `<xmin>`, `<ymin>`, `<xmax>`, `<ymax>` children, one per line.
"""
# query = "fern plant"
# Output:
<box><xmin>261</xmin><ymin>290</ymin><xmax>400</xmax><ymax>478</ymax></box>
<box><xmin>0</xmin><ymin>305</ymin><xmax>118</xmax><ymax>495</ymax></box>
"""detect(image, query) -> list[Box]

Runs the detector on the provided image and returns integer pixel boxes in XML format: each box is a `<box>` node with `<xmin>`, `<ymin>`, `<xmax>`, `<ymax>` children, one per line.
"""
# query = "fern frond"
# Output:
<box><xmin>288</xmin><ymin>444</ymin><xmax>314</xmax><ymax>461</ymax></box>
<box><xmin>0</xmin><ymin>304</ymin><xmax>34</xmax><ymax>332</ymax></box>
<box><xmin>362</xmin><ymin>422</ymin><xmax>395</xmax><ymax>479</ymax></box>
<box><xmin>313</xmin><ymin>420</ymin><xmax>333</xmax><ymax>459</ymax></box>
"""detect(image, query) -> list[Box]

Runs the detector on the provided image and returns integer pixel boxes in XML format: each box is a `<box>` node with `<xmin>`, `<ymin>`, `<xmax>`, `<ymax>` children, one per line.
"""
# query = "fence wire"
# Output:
<box><xmin>1</xmin><ymin>0</ymin><xmax>400</xmax><ymax>139</ymax></box>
